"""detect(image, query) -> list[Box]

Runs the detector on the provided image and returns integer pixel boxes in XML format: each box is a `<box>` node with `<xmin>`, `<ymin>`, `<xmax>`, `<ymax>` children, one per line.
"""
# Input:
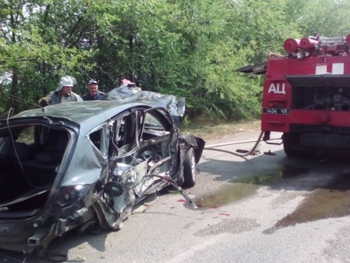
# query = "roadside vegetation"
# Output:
<box><xmin>1</xmin><ymin>0</ymin><xmax>350</xmax><ymax>121</ymax></box>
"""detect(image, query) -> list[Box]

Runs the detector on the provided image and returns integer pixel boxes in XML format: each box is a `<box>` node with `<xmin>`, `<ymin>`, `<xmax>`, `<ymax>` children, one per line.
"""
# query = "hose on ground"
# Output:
<box><xmin>203</xmin><ymin>131</ymin><xmax>265</xmax><ymax>160</ymax></box>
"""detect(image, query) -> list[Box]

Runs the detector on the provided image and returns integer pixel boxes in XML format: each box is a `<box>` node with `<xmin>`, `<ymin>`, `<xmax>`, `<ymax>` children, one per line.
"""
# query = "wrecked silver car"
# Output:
<box><xmin>0</xmin><ymin>89</ymin><xmax>205</xmax><ymax>257</ymax></box>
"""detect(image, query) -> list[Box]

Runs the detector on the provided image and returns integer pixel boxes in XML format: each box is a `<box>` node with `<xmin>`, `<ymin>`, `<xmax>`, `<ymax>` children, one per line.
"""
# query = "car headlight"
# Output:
<box><xmin>57</xmin><ymin>185</ymin><xmax>89</xmax><ymax>207</ymax></box>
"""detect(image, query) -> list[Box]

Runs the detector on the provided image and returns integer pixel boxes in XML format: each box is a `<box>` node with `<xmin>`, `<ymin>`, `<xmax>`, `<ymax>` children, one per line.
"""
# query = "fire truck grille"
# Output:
<box><xmin>290</xmin><ymin>124</ymin><xmax>350</xmax><ymax>135</ymax></box>
<box><xmin>300</xmin><ymin>133</ymin><xmax>350</xmax><ymax>149</ymax></box>
<box><xmin>290</xmin><ymin>124</ymin><xmax>350</xmax><ymax>149</ymax></box>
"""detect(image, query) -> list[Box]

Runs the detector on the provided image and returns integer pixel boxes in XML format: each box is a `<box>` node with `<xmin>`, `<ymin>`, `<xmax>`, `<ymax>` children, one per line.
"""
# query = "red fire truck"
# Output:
<box><xmin>237</xmin><ymin>34</ymin><xmax>350</xmax><ymax>157</ymax></box>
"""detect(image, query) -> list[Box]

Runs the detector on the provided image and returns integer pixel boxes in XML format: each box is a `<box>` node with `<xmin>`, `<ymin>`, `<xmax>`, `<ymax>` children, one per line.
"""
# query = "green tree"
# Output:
<box><xmin>286</xmin><ymin>0</ymin><xmax>350</xmax><ymax>37</ymax></box>
<box><xmin>1</xmin><ymin>0</ymin><xmax>350</xmax><ymax>121</ymax></box>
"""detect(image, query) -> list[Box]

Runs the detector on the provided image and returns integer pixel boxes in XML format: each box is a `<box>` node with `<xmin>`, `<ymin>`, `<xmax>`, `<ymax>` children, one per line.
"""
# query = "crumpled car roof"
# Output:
<box><xmin>103</xmin><ymin>85</ymin><xmax>186</xmax><ymax>118</ymax></box>
<box><xmin>10</xmin><ymin>86</ymin><xmax>185</xmax><ymax>126</ymax></box>
<box><xmin>12</xmin><ymin>101</ymin><xmax>131</xmax><ymax>125</ymax></box>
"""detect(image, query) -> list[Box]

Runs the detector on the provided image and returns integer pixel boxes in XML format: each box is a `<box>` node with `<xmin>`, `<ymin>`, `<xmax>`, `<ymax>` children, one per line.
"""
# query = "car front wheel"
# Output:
<box><xmin>182</xmin><ymin>147</ymin><xmax>196</xmax><ymax>188</ymax></box>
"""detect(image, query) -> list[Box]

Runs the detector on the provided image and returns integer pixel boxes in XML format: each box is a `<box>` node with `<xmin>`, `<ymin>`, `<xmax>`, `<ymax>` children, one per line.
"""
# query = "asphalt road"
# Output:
<box><xmin>4</xmin><ymin>130</ymin><xmax>350</xmax><ymax>263</ymax></box>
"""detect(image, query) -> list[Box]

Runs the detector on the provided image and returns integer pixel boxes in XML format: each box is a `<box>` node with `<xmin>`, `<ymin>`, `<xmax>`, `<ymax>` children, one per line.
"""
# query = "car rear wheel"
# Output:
<box><xmin>182</xmin><ymin>147</ymin><xmax>196</xmax><ymax>188</ymax></box>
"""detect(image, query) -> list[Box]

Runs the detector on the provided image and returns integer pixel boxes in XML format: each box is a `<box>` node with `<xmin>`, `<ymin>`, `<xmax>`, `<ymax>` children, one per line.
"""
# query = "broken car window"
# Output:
<box><xmin>88</xmin><ymin>126</ymin><xmax>109</xmax><ymax>156</ymax></box>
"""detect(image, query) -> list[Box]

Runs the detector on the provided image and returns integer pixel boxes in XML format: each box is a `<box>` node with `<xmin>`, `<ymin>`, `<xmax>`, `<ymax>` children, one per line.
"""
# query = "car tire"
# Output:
<box><xmin>182</xmin><ymin>147</ymin><xmax>196</xmax><ymax>188</ymax></box>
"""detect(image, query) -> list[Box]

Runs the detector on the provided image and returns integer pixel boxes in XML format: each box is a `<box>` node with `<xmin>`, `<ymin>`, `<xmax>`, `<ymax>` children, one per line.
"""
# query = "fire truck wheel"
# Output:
<box><xmin>283</xmin><ymin>132</ymin><xmax>302</xmax><ymax>157</ymax></box>
<box><xmin>182</xmin><ymin>147</ymin><xmax>196</xmax><ymax>188</ymax></box>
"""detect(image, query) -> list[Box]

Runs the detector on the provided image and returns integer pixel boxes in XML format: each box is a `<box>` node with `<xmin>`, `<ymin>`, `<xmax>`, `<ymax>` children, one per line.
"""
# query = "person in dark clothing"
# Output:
<box><xmin>82</xmin><ymin>79</ymin><xmax>106</xmax><ymax>101</ymax></box>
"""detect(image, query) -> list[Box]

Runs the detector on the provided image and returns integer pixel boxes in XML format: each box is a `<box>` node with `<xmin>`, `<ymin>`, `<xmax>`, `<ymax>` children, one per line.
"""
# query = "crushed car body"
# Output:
<box><xmin>0</xmin><ymin>86</ymin><xmax>205</xmax><ymax>256</ymax></box>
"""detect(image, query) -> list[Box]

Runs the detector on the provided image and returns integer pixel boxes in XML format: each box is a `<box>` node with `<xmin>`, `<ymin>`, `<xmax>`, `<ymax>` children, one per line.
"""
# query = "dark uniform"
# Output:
<box><xmin>82</xmin><ymin>91</ymin><xmax>106</xmax><ymax>101</ymax></box>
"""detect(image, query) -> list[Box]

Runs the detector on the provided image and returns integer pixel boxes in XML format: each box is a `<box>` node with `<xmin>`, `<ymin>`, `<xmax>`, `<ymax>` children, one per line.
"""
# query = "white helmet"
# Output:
<box><xmin>55</xmin><ymin>75</ymin><xmax>77</xmax><ymax>92</ymax></box>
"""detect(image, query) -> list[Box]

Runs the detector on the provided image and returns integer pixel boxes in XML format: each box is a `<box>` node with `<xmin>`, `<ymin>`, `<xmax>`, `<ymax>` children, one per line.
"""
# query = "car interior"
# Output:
<box><xmin>0</xmin><ymin>125</ymin><xmax>69</xmax><ymax>217</ymax></box>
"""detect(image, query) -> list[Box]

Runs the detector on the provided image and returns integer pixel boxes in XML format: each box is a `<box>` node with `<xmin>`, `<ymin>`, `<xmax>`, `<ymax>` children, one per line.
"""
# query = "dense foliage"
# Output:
<box><xmin>1</xmin><ymin>0</ymin><xmax>350</xmax><ymax>120</ymax></box>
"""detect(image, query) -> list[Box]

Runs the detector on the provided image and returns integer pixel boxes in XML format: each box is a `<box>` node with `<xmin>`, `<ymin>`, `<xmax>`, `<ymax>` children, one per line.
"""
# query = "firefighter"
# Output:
<box><xmin>39</xmin><ymin>76</ymin><xmax>83</xmax><ymax>106</ymax></box>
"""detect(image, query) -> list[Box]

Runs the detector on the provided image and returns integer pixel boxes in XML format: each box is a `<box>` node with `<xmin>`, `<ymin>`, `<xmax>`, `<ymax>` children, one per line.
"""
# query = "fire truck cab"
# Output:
<box><xmin>237</xmin><ymin>34</ymin><xmax>350</xmax><ymax>157</ymax></box>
